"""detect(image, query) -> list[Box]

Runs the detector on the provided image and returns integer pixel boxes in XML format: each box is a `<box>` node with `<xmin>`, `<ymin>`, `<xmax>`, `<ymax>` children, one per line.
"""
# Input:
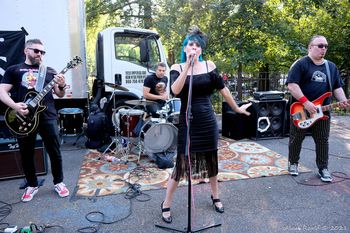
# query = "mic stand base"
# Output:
<box><xmin>155</xmin><ymin>222</ymin><xmax>221</xmax><ymax>233</ymax></box>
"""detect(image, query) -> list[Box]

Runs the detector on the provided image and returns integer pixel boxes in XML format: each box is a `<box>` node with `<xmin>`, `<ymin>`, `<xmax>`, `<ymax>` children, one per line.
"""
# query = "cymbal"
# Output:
<box><xmin>104</xmin><ymin>82</ymin><xmax>129</xmax><ymax>91</ymax></box>
<box><xmin>125</xmin><ymin>99</ymin><xmax>156</xmax><ymax>106</ymax></box>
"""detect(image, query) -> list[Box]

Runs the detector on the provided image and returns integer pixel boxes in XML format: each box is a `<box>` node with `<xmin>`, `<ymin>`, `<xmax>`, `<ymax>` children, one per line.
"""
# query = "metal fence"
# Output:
<box><xmin>212</xmin><ymin>73</ymin><xmax>350</xmax><ymax>115</ymax></box>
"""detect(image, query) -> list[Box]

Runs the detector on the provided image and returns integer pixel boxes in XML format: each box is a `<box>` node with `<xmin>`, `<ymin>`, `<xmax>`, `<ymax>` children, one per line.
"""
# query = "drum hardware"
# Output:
<box><xmin>104</xmin><ymin>82</ymin><xmax>129</xmax><ymax>91</ymax></box>
<box><xmin>103</xmin><ymin>108</ymin><xmax>144</xmax><ymax>163</ymax></box>
<box><xmin>125</xmin><ymin>99</ymin><xmax>156</xmax><ymax>107</ymax></box>
<box><xmin>101</xmin><ymin>83</ymin><xmax>131</xmax><ymax>162</ymax></box>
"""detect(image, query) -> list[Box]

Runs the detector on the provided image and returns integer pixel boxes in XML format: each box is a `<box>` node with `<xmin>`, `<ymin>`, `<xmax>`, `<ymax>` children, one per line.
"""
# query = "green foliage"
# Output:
<box><xmin>84</xmin><ymin>0</ymin><xmax>350</xmax><ymax>78</ymax></box>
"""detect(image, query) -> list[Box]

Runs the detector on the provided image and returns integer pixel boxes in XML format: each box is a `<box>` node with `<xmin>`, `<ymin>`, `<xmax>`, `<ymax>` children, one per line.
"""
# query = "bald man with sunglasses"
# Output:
<box><xmin>286</xmin><ymin>35</ymin><xmax>350</xmax><ymax>182</ymax></box>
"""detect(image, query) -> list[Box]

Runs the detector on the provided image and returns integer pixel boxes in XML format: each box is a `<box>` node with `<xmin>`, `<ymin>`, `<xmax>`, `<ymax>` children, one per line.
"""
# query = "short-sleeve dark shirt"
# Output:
<box><xmin>286</xmin><ymin>56</ymin><xmax>343</xmax><ymax>106</ymax></box>
<box><xmin>143</xmin><ymin>73</ymin><xmax>168</xmax><ymax>105</ymax></box>
<box><xmin>1</xmin><ymin>63</ymin><xmax>58</xmax><ymax>120</ymax></box>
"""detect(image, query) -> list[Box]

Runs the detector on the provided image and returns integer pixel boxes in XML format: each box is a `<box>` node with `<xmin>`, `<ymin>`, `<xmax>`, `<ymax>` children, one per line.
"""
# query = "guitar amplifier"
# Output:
<box><xmin>0</xmin><ymin>136</ymin><xmax>47</xmax><ymax>180</ymax></box>
<box><xmin>253</xmin><ymin>91</ymin><xmax>285</xmax><ymax>101</ymax></box>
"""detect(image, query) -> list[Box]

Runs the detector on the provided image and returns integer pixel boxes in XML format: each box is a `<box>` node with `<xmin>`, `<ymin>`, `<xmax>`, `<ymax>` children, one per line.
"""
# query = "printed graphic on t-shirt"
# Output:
<box><xmin>21</xmin><ymin>69</ymin><xmax>38</xmax><ymax>89</ymax></box>
<box><xmin>311</xmin><ymin>71</ymin><xmax>326</xmax><ymax>83</ymax></box>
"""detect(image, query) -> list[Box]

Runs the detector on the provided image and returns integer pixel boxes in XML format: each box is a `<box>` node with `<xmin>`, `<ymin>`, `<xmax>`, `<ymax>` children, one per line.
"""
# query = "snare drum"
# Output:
<box><xmin>119</xmin><ymin>109</ymin><xmax>144</xmax><ymax>137</ymax></box>
<box><xmin>165</xmin><ymin>98</ymin><xmax>181</xmax><ymax>124</ymax></box>
<box><xmin>58</xmin><ymin>108</ymin><xmax>84</xmax><ymax>136</ymax></box>
<box><xmin>140</xmin><ymin>121</ymin><xmax>178</xmax><ymax>154</ymax></box>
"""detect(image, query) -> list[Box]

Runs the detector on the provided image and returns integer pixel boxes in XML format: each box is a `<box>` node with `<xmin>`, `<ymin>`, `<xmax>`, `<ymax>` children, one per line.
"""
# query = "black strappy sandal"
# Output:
<box><xmin>161</xmin><ymin>201</ymin><xmax>172</xmax><ymax>223</ymax></box>
<box><xmin>211</xmin><ymin>195</ymin><xmax>224</xmax><ymax>213</ymax></box>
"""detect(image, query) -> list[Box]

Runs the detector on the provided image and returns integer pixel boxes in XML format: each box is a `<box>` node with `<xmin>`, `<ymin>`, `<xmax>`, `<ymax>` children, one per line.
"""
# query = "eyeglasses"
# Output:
<box><xmin>312</xmin><ymin>44</ymin><xmax>328</xmax><ymax>49</ymax></box>
<box><xmin>27</xmin><ymin>48</ymin><xmax>46</xmax><ymax>55</ymax></box>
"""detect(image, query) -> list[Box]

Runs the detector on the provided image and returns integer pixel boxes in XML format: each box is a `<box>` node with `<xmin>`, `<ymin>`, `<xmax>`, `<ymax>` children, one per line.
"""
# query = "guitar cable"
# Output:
<box><xmin>76</xmin><ymin>165</ymin><xmax>152</xmax><ymax>233</ymax></box>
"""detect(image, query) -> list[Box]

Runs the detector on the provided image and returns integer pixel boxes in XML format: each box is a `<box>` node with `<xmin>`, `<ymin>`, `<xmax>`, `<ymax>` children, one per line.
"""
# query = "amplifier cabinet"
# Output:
<box><xmin>0</xmin><ymin>137</ymin><xmax>47</xmax><ymax>180</ymax></box>
<box><xmin>249</xmin><ymin>99</ymin><xmax>287</xmax><ymax>140</ymax></box>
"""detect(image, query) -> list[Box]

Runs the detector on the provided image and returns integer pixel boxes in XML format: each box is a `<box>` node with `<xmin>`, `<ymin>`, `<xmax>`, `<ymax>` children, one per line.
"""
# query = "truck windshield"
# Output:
<box><xmin>114</xmin><ymin>34</ymin><xmax>161</xmax><ymax>70</ymax></box>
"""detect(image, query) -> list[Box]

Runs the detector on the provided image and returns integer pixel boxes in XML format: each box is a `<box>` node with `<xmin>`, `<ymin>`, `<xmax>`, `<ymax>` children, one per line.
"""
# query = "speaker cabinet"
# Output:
<box><xmin>0</xmin><ymin>137</ymin><xmax>47</xmax><ymax>180</ymax></box>
<box><xmin>222</xmin><ymin>101</ymin><xmax>254</xmax><ymax>140</ymax></box>
<box><xmin>0</xmin><ymin>115</ymin><xmax>12</xmax><ymax>139</ymax></box>
<box><xmin>249</xmin><ymin>99</ymin><xmax>287</xmax><ymax>140</ymax></box>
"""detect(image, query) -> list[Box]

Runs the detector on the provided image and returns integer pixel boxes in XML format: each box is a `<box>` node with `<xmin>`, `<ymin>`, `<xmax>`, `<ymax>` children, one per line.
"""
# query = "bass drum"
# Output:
<box><xmin>140</xmin><ymin>122</ymin><xmax>178</xmax><ymax>154</ymax></box>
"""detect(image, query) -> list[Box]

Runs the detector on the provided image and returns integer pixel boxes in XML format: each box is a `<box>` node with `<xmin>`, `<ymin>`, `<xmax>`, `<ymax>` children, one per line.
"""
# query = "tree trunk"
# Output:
<box><xmin>258</xmin><ymin>63</ymin><xmax>269</xmax><ymax>91</ymax></box>
<box><xmin>237</xmin><ymin>62</ymin><xmax>243</xmax><ymax>100</ymax></box>
<box><xmin>143</xmin><ymin>1</ymin><xmax>152</xmax><ymax>29</ymax></box>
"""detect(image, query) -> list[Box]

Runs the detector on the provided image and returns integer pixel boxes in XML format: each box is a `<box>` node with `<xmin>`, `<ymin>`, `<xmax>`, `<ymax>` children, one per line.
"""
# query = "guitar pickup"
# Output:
<box><xmin>292</xmin><ymin>113</ymin><xmax>302</xmax><ymax>120</ymax></box>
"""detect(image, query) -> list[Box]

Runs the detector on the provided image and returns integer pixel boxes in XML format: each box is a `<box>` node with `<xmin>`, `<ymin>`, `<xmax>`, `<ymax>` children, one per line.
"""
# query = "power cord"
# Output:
<box><xmin>0</xmin><ymin>200</ymin><xmax>21</xmax><ymax>231</ymax></box>
<box><xmin>76</xmin><ymin>166</ymin><xmax>152</xmax><ymax>233</ymax></box>
<box><xmin>276</xmin><ymin>139</ymin><xmax>350</xmax><ymax>186</ymax></box>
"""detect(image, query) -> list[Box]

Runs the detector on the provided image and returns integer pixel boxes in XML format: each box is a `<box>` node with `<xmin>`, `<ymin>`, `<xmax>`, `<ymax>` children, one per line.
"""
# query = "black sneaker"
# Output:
<box><xmin>288</xmin><ymin>163</ymin><xmax>299</xmax><ymax>176</ymax></box>
<box><xmin>318</xmin><ymin>169</ymin><xmax>332</xmax><ymax>182</ymax></box>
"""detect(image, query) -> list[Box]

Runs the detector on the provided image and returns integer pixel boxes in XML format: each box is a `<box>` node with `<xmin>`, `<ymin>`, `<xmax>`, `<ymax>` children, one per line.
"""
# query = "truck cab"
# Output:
<box><xmin>92</xmin><ymin>27</ymin><xmax>169</xmax><ymax>123</ymax></box>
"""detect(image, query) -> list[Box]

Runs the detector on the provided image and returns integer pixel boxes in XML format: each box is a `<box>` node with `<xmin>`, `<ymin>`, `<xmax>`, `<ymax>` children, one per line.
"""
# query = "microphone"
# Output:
<box><xmin>190</xmin><ymin>54</ymin><xmax>196</xmax><ymax>67</ymax></box>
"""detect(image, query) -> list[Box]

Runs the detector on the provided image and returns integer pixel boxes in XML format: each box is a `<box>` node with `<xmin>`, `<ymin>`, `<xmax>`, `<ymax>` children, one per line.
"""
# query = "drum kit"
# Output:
<box><xmin>102</xmin><ymin>96</ymin><xmax>181</xmax><ymax>164</ymax></box>
<box><xmin>56</xmin><ymin>81</ymin><xmax>181</xmax><ymax>163</ymax></box>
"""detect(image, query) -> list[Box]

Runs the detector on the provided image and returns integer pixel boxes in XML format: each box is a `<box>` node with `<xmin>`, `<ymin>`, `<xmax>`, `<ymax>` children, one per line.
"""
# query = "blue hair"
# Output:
<box><xmin>180</xmin><ymin>34</ymin><xmax>206</xmax><ymax>63</ymax></box>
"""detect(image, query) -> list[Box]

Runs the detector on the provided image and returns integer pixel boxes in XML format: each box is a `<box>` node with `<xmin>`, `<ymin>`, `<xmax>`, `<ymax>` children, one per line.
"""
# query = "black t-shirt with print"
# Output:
<box><xmin>143</xmin><ymin>73</ymin><xmax>168</xmax><ymax>104</ymax></box>
<box><xmin>286</xmin><ymin>56</ymin><xmax>343</xmax><ymax>106</ymax></box>
<box><xmin>2</xmin><ymin>63</ymin><xmax>58</xmax><ymax>120</ymax></box>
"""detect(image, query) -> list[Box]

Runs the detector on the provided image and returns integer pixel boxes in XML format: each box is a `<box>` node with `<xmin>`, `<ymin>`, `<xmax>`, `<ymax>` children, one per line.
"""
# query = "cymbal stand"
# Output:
<box><xmin>102</xmin><ymin>87</ymin><xmax>129</xmax><ymax>163</ymax></box>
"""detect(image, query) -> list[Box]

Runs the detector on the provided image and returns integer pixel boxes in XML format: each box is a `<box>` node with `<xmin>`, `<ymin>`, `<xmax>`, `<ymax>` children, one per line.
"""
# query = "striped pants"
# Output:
<box><xmin>288</xmin><ymin>118</ymin><xmax>330</xmax><ymax>170</ymax></box>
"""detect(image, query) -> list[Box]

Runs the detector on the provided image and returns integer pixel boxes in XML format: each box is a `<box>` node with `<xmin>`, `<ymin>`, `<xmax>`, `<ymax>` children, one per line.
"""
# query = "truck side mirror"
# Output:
<box><xmin>140</xmin><ymin>39</ymin><xmax>150</xmax><ymax>63</ymax></box>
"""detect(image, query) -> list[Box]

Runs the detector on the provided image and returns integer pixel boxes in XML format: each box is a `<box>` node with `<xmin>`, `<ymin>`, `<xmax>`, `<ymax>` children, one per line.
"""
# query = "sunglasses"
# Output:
<box><xmin>28</xmin><ymin>48</ymin><xmax>46</xmax><ymax>55</ymax></box>
<box><xmin>313</xmin><ymin>44</ymin><xmax>328</xmax><ymax>49</ymax></box>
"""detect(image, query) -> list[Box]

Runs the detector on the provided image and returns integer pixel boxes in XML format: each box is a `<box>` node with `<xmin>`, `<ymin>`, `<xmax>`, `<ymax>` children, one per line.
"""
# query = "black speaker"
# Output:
<box><xmin>0</xmin><ymin>115</ymin><xmax>13</xmax><ymax>139</ymax></box>
<box><xmin>249</xmin><ymin>99</ymin><xmax>287</xmax><ymax>139</ymax></box>
<box><xmin>222</xmin><ymin>102</ymin><xmax>254</xmax><ymax>140</ymax></box>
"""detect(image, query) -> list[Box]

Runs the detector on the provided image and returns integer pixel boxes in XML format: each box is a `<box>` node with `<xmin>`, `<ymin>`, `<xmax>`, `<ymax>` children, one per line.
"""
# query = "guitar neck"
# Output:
<box><xmin>30</xmin><ymin>67</ymin><xmax>69</xmax><ymax>106</ymax></box>
<box><xmin>321</xmin><ymin>100</ymin><xmax>349</xmax><ymax>111</ymax></box>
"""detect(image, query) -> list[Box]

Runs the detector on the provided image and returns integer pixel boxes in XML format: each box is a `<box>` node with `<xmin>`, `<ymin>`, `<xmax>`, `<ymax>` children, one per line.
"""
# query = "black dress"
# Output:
<box><xmin>170</xmin><ymin>66</ymin><xmax>225</xmax><ymax>181</ymax></box>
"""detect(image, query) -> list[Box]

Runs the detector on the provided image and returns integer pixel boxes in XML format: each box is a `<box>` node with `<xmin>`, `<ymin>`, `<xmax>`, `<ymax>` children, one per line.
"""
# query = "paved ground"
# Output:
<box><xmin>0</xmin><ymin>116</ymin><xmax>349</xmax><ymax>233</ymax></box>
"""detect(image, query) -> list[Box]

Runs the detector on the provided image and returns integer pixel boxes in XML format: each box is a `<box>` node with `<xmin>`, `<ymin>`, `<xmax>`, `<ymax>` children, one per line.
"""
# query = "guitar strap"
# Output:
<box><xmin>324</xmin><ymin>59</ymin><xmax>334</xmax><ymax>107</ymax></box>
<box><xmin>324</xmin><ymin>60</ymin><xmax>332</xmax><ymax>92</ymax></box>
<box><xmin>35</xmin><ymin>64</ymin><xmax>47</xmax><ymax>92</ymax></box>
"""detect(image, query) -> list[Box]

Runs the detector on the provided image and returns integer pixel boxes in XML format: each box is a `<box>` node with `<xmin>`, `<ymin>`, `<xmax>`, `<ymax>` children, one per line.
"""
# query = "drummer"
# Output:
<box><xmin>143</xmin><ymin>62</ymin><xmax>169</xmax><ymax>117</ymax></box>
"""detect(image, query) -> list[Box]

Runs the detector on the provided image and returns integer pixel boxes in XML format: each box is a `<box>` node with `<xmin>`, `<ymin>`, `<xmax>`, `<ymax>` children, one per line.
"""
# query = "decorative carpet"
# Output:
<box><xmin>75</xmin><ymin>138</ymin><xmax>310</xmax><ymax>197</ymax></box>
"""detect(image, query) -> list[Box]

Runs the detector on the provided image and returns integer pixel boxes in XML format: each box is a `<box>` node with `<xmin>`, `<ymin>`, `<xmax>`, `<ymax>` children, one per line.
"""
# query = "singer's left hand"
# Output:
<box><xmin>238</xmin><ymin>103</ymin><xmax>252</xmax><ymax>116</ymax></box>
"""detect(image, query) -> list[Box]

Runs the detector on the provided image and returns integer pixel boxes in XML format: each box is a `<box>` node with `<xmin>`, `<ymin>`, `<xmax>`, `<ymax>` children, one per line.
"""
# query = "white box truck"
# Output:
<box><xmin>0</xmin><ymin>0</ymin><xmax>169</xmax><ymax>127</ymax></box>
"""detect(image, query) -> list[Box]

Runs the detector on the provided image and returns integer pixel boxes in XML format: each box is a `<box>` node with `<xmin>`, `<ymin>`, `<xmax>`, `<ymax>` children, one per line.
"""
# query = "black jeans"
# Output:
<box><xmin>17</xmin><ymin>119</ymin><xmax>63</xmax><ymax>187</ymax></box>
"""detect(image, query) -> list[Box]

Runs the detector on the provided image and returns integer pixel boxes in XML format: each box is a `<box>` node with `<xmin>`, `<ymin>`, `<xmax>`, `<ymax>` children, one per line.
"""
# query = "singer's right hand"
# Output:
<box><xmin>187</xmin><ymin>48</ymin><xmax>197</xmax><ymax>64</ymax></box>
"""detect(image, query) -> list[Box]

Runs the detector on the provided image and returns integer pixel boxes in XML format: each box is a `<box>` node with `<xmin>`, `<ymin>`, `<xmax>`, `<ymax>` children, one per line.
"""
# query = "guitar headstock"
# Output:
<box><xmin>66</xmin><ymin>56</ymin><xmax>83</xmax><ymax>69</ymax></box>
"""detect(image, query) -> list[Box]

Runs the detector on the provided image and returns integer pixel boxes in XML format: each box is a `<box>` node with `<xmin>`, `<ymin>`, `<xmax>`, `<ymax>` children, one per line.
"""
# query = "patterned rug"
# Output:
<box><xmin>75</xmin><ymin>138</ymin><xmax>310</xmax><ymax>197</ymax></box>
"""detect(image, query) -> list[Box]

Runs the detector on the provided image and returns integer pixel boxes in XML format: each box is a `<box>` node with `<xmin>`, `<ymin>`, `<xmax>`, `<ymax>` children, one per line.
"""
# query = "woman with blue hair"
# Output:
<box><xmin>160</xmin><ymin>26</ymin><xmax>251</xmax><ymax>223</ymax></box>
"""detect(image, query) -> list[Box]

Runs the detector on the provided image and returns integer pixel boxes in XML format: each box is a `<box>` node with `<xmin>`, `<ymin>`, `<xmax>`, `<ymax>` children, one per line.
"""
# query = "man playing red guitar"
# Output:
<box><xmin>286</xmin><ymin>35</ymin><xmax>350</xmax><ymax>182</ymax></box>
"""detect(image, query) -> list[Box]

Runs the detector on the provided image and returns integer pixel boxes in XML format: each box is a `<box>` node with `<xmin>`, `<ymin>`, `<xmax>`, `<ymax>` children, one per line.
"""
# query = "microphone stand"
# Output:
<box><xmin>156</xmin><ymin>57</ymin><xmax>221</xmax><ymax>232</ymax></box>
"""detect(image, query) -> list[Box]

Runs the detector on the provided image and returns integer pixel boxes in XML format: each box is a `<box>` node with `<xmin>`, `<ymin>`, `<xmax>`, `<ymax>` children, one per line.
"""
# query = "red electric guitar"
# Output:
<box><xmin>290</xmin><ymin>92</ymin><xmax>350</xmax><ymax>129</ymax></box>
